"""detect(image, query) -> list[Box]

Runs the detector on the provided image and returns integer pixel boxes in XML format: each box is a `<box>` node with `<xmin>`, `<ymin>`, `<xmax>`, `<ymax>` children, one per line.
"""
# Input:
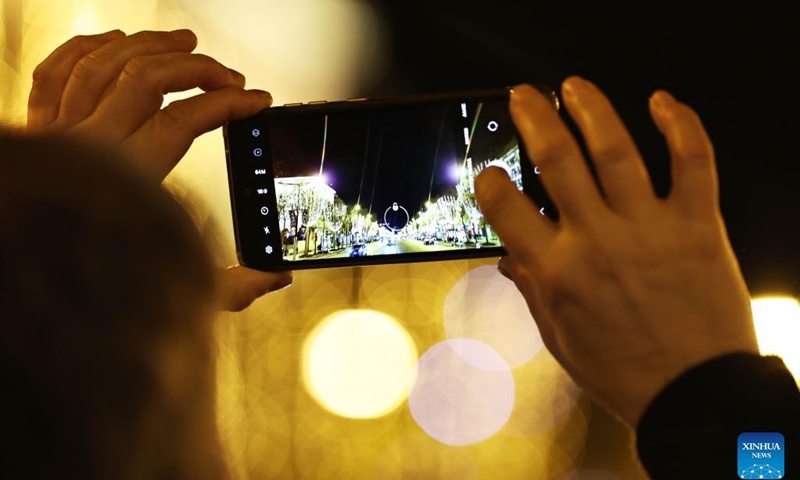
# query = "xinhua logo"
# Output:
<box><xmin>738</xmin><ymin>432</ymin><xmax>785</xmax><ymax>479</ymax></box>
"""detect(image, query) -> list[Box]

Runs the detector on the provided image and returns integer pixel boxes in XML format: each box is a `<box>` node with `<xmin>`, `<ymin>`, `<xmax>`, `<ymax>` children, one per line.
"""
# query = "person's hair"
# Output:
<box><xmin>0</xmin><ymin>132</ymin><xmax>225</xmax><ymax>479</ymax></box>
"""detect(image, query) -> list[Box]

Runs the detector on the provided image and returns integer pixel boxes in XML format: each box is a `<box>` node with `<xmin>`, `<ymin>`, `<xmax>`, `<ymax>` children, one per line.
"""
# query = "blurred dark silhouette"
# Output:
<box><xmin>0</xmin><ymin>132</ymin><xmax>227</xmax><ymax>479</ymax></box>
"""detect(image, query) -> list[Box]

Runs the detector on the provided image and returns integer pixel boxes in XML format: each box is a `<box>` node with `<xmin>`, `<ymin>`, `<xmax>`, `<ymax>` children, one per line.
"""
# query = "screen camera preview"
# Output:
<box><xmin>258</xmin><ymin>100</ymin><xmax>523</xmax><ymax>263</ymax></box>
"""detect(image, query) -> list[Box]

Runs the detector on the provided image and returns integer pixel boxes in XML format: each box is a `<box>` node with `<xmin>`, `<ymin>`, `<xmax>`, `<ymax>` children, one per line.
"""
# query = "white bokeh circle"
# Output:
<box><xmin>408</xmin><ymin>339</ymin><xmax>515</xmax><ymax>446</ymax></box>
<box><xmin>444</xmin><ymin>265</ymin><xmax>544</xmax><ymax>368</ymax></box>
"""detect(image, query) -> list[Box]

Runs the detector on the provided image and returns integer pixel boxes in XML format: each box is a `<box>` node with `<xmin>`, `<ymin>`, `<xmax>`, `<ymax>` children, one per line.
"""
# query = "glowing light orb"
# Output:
<box><xmin>302</xmin><ymin>309</ymin><xmax>417</xmax><ymax>419</ymax></box>
<box><xmin>71</xmin><ymin>4</ymin><xmax>101</xmax><ymax>35</ymax></box>
<box><xmin>444</xmin><ymin>265</ymin><xmax>544</xmax><ymax>368</ymax></box>
<box><xmin>752</xmin><ymin>296</ymin><xmax>800</xmax><ymax>381</ymax></box>
<box><xmin>408</xmin><ymin>339</ymin><xmax>515</xmax><ymax>446</ymax></box>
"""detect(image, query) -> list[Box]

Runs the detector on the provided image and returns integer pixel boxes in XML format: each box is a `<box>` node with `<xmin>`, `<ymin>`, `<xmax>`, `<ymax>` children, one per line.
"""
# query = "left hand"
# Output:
<box><xmin>28</xmin><ymin>29</ymin><xmax>291</xmax><ymax>311</ymax></box>
<box><xmin>27</xmin><ymin>29</ymin><xmax>272</xmax><ymax>180</ymax></box>
<box><xmin>217</xmin><ymin>266</ymin><xmax>293</xmax><ymax>312</ymax></box>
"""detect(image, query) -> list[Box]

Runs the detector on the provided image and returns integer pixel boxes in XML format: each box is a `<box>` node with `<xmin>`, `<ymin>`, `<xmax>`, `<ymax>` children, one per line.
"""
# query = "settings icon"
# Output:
<box><xmin>265</xmin><ymin>245</ymin><xmax>274</xmax><ymax>254</ymax></box>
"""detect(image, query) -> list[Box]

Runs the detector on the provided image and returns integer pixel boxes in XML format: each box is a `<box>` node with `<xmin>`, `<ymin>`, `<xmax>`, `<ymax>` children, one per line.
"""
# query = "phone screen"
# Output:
<box><xmin>224</xmin><ymin>89</ymin><xmax>554</xmax><ymax>271</ymax></box>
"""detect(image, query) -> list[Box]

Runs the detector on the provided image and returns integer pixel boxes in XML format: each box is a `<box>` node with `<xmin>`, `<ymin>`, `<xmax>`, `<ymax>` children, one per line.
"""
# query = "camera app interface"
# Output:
<box><xmin>242</xmin><ymin>98</ymin><xmax>523</xmax><ymax>264</ymax></box>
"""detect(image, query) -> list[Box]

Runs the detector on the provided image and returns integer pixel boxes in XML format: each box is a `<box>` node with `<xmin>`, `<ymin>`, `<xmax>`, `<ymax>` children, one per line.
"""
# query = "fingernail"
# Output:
<box><xmin>561</xmin><ymin>76</ymin><xmax>580</xmax><ymax>102</ymax></box>
<box><xmin>170</xmin><ymin>29</ymin><xmax>196</xmax><ymax>45</ymax></box>
<box><xmin>649</xmin><ymin>90</ymin><xmax>675</xmax><ymax>112</ymax></box>
<box><xmin>102</xmin><ymin>29</ymin><xmax>125</xmax><ymax>37</ymax></box>
<box><xmin>270</xmin><ymin>274</ymin><xmax>293</xmax><ymax>292</ymax></box>
<box><xmin>509</xmin><ymin>83</ymin><xmax>529</xmax><ymax>104</ymax></box>
<box><xmin>249</xmin><ymin>89</ymin><xmax>273</xmax><ymax>103</ymax></box>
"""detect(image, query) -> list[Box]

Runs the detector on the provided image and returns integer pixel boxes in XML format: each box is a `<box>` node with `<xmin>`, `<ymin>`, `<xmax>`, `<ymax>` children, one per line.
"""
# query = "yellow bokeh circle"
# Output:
<box><xmin>752</xmin><ymin>296</ymin><xmax>800</xmax><ymax>381</ymax></box>
<box><xmin>302</xmin><ymin>309</ymin><xmax>418</xmax><ymax>419</ymax></box>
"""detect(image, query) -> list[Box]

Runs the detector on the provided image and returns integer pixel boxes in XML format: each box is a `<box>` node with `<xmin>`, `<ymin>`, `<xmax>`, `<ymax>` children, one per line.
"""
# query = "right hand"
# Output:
<box><xmin>475</xmin><ymin>78</ymin><xmax>759</xmax><ymax>426</ymax></box>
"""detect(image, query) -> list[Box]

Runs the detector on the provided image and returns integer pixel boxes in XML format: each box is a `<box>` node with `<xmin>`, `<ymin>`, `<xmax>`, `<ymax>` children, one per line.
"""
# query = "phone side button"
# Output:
<box><xmin>308</xmin><ymin>100</ymin><xmax>327</xmax><ymax>105</ymax></box>
<box><xmin>283</xmin><ymin>102</ymin><xmax>303</xmax><ymax>107</ymax></box>
<box><xmin>346</xmin><ymin>97</ymin><xmax>368</xmax><ymax>102</ymax></box>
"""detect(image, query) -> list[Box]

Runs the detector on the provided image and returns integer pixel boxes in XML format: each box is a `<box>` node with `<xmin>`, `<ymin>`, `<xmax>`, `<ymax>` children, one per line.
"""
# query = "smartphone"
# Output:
<box><xmin>223</xmin><ymin>86</ymin><xmax>557</xmax><ymax>271</ymax></box>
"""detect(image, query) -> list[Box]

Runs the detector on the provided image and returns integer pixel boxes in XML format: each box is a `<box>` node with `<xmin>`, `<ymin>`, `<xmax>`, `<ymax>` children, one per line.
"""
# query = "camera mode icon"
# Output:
<box><xmin>260</xmin><ymin>206</ymin><xmax>269</xmax><ymax>215</ymax></box>
<box><xmin>252</xmin><ymin>129</ymin><xmax>260</xmax><ymax>138</ymax></box>
<box><xmin>253</xmin><ymin>148</ymin><xmax>263</xmax><ymax>157</ymax></box>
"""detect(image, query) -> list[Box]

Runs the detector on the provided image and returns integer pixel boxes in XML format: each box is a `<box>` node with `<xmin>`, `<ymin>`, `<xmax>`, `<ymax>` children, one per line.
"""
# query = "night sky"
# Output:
<box><xmin>267</xmin><ymin>98</ymin><xmax>517</xmax><ymax>221</ymax></box>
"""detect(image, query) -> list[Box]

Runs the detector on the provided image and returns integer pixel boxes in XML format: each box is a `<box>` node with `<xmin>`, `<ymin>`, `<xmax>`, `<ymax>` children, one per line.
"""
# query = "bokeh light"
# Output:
<box><xmin>444</xmin><ymin>264</ymin><xmax>544</xmax><ymax>368</ymax></box>
<box><xmin>409</xmin><ymin>339</ymin><xmax>515</xmax><ymax>446</ymax></box>
<box><xmin>372</xmin><ymin>431</ymin><xmax>481</xmax><ymax>479</ymax></box>
<box><xmin>70</xmin><ymin>3</ymin><xmax>101</xmax><ymax>35</ymax></box>
<box><xmin>751</xmin><ymin>296</ymin><xmax>800</xmax><ymax>381</ymax></box>
<box><xmin>1</xmin><ymin>3</ymin><xmax>653</xmax><ymax>477</ymax></box>
<box><xmin>302</xmin><ymin>309</ymin><xmax>417</xmax><ymax>419</ymax></box>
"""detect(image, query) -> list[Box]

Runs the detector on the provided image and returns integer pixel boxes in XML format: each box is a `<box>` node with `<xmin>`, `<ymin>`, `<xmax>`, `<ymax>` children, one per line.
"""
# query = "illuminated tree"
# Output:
<box><xmin>275</xmin><ymin>178</ymin><xmax>330</xmax><ymax>259</ymax></box>
<box><xmin>323</xmin><ymin>197</ymin><xmax>347</xmax><ymax>249</ymax></box>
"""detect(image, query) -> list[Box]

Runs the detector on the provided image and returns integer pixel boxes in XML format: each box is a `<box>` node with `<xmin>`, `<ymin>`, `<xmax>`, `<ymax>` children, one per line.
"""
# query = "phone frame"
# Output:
<box><xmin>223</xmin><ymin>87</ymin><xmax>556</xmax><ymax>271</ymax></box>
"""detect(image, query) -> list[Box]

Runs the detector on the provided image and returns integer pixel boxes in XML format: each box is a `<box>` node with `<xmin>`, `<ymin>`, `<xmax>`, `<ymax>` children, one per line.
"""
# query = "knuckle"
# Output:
<box><xmin>31</xmin><ymin>61</ymin><xmax>52</xmax><ymax>83</ymax></box>
<box><xmin>590</xmin><ymin>140</ymin><xmax>630</xmax><ymax>166</ymax></box>
<box><xmin>120</xmin><ymin>56</ymin><xmax>155</xmax><ymax>85</ymax></box>
<box><xmin>70</xmin><ymin>52</ymin><xmax>106</xmax><ymax>82</ymax></box>
<box><xmin>128</xmin><ymin>30</ymin><xmax>166</xmax><ymax>44</ymax></box>
<box><xmin>33</xmin><ymin>34</ymin><xmax>98</xmax><ymax>82</ymax></box>
<box><xmin>528</xmin><ymin>138</ymin><xmax>574</xmax><ymax>170</ymax></box>
<box><xmin>193</xmin><ymin>53</ymin><xmax>214</xmax><ymax>64</ymax></box>
<box><xmin>65</xmin><ymin>35</ymin><xmax>90</xmax><ymax>51</ymax></box>
<box><xmin>539</xmin><ymin>264</ymin><xmax>581</xmax><ymax>308</ymax></box>
<box><xmin>678</xmin><ymin>148</ymin><xmax>712</xmax><ymax>168</ymax></box>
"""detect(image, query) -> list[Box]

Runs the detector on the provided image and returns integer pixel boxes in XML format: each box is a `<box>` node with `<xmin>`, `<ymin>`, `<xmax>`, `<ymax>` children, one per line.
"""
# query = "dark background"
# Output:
<box><xmin>365</xmin><ymin>0</ymin><xmax>799</xmax><ymax>297</ymax></box>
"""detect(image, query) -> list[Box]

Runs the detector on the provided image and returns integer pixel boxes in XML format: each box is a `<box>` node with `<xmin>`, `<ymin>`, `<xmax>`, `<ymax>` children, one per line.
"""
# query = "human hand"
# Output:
<box><xmin>217</xmin><ymin>266</ymin><xmax>292</xmax><ymax>312</ymax></box>
<box><xmin>28</xmin><ymin>29</ymin><xmax>290</xmax><ymax>310</ymax></box>
<box><xmin>27</xmin><ymin>29</ymin><xmax>272</xmax><ymax>180</ymax></box>
<box><xmin>475</xmin><ymin>77</ymin><xmax>759</xmax><ymax>427</ymax></box>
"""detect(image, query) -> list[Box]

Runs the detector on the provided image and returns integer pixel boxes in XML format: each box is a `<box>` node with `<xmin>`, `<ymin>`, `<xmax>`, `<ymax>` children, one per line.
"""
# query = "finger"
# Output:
<box><xmin>510</xmin><ymin>83</ymin><xmax>605</xmax><ymax>223</ymax></box>
<box><xmin>475</xmin><ymin>165</ymin><xmax>555</xmax><ymax>264</ymax></box>
<box><xmin>561</xmin><ymin>76</ymin><xmax>656</xmax><ymax>214</ymax></box>
<box><xmin>496</xmin><ymin>255</ymin><xmax>561</xmax><ymax>354</ymax></box>
<box><xmin>217</xmin><ymin>266</ymin><xmax>293</xmax><ymax>312</ymax></box>
<box><xmin>121</xmin><ymin>88</ymin><xmax>273</xmax><ymax>179</ymax></box>
<box><xmin>58</xmin><ymin>29</ymin><xmax>199</xmax><ymax>127</ymax></box>
<box><xmin>76</xmin><ymin>52</ymin><xmax>247</xmax><ymax>142</ymax></box>
<box><xmin>497</xmin><ymin>256</ymin><xmax>513</xmax><ymax>280</ymax></box>
<box><xmin>27</xmin><ymin>29</ymin><xmax>126</xmax><ymax>130</ymax></box>
<box><xmin>649</xmin><ymin>90</ymin><xmax>718</xmax><ymax>217</ymax></box>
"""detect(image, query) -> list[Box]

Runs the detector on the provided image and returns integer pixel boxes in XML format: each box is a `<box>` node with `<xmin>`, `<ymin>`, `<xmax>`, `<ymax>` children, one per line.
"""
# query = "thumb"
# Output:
<box><xmin>216</xmin><ymin>265</ymin><xmax>293</xmax><ymax>312</ymax></box>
